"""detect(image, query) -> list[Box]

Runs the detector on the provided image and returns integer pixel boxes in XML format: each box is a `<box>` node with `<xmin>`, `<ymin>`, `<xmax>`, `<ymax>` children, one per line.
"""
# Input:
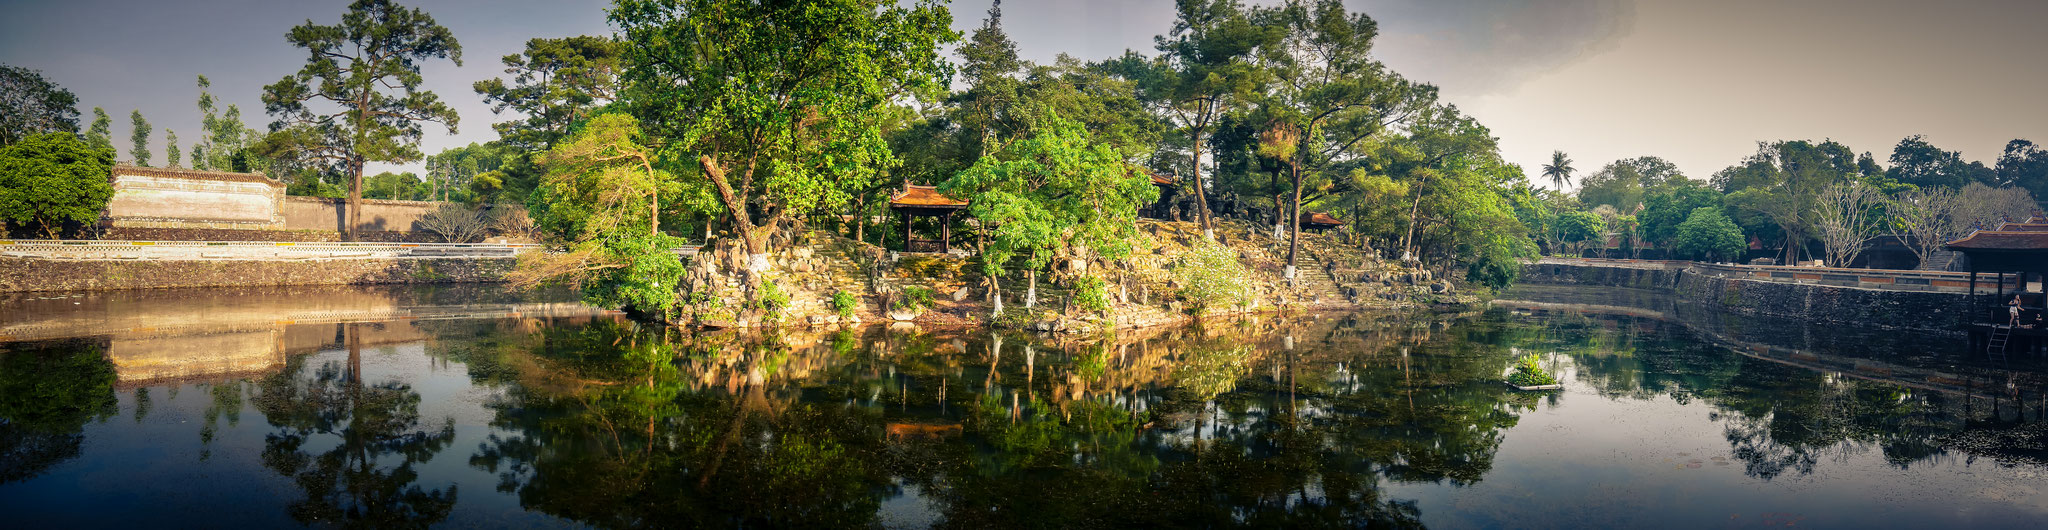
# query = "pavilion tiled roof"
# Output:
<box><xmin>889</xmin><ymin>185</ymin><xmax>968</xmax><ymax>209</ymax></box>
<box><xmin>1945</xmin><ymin>230</ymin><xmax>2048</xmax><ymax>251</ymax></box>
<box><xmin>1299</xmin><ymin>212</ymin><xmax>1345</xmax><ymax>227</ymax></box>
<box><xmin>1995</xmin><ymin>222</ymin><xmax>2048</xmax><ymax>232</ymax></box>
<box><xmin>113</xmin><ymin>164</ymin><xmax>279</xmax><ymax>186</ymax></box>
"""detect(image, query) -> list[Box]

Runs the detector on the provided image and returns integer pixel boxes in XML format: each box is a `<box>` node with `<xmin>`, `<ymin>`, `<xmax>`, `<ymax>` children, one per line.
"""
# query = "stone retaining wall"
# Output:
<box><xmin>0</xmin><ymin>257</ymin><xmax>514</xmax><ymax>292</ymax></box>
<box><xmin>1522</xmin><ymin>260</ymin><xmax>1979</xmax><ymax>332</ymax></box>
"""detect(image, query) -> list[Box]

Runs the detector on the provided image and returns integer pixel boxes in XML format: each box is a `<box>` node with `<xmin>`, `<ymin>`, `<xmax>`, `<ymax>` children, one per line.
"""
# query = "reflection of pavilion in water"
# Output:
<box><xmin>1494</xmin><ymin>285</ymin><xmax>2048</xmax><ymax>422</ymax></box>
<box><xmin>0</xmin><ymin>285</ymin><xmax>616</xmax><ymax>386</ymax></box>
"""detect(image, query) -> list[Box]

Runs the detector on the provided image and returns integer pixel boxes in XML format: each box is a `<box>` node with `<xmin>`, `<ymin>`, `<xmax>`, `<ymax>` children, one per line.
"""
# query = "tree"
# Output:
<box><xmin>165</xmin><ymin>130</ymin><xmax>180</xmax><ymax>168</ymax></box>
<box><xmin>192</xmin><ymin>75</ymin><xmax>260</xmax><ymax>172</ymax></box>
<box><xmin>1638</xmin><ymin>178</ymin><xmax>1719</xmax><ymax>254</ymax></box>
<box><xmin>84</xmin><ymin>108</ymin><xmax>112</xmax><ymax>151</ymax></box>
<box><xmin>1994</xmin><ymin>139</ymin><xmax>2048</xmax><ymax>199</ymax></box>
<box><xmin>1886</xmin><ymin>135</ymin><xmax>1994</xmax><ymax>190</ymax></box>
<box><xmin>517</xmin><ymin>113</ymin><xmax>686</xmax><ymax>317</ymax></box>
<box><xmin>1673</xmin><ymin>206</ymin><xmax>1744</xmax><ymax>262</ymax></box>
<box><xmin>474</xmin><ymin>35</ymin><xmax>624</xmax><ymax>152</ymax></box>
<box><xmin>1715</xmin><ymin>140</ymin><xmax>1860</xmax><ymax>264</ymax></box>
<box><xmin>1541</xmin><ymin>151</ymin><xmax>1574</xmax><ymax>193</ymax></box>
<box><xmin>940</xmin><ymin>112</ymin><xmax>1157</xmax><ymax>314</ymax></box>
<box><xmin>424</xmin><ymin>142</ymin><xmax>514</xmax><ymax>202</ymax></box>
<box><xmin>1883</xmin><ymin>187</ymin><xmax>1959</xmax><ymax>268</ymax></box>
<box><xmin>612</xmin><ymin>0</ymin><xmax>955</xmax><ymax>269</ymax></box>
<box><xmin>1954</xmin><ymin>182</ymin><xmax>2040</xmax><ymax>231</ymax></box>
<box><xmin>1577</xmin><ymin>156</ymin><xmax>1682</xmax><ymax>211</ymax></box>
<box><xmin>127</xmin><ymin>110</ymin><xmax>151</xmax><ymax>166</ymax></box>
<box><xmin>1554</xmin><ymin>210</ymin><xmax>1604</xmax><ymax>257</ymax></box>
<box><xmin>0</xmin><ymin>132</ymin><xmax>116</xmax><ymax>238</ymax></box>
<box><xmin>1138</xmin><ymin>0</ymin><xmax>1280</xmax><ymax>239</ymax></box>
<box><xmin>0</xmin><ymin>65</ymin><xmax>80</xmax><ymax>145</ymax></box>
<box><xmin>262</xmin><ymin>0</ymin><xmax>462</xmax><ymax>241</ymax></box>
<box><xmin>1812</xmin><ymin>181</ymin><xmax>1883</xmax><ymax>267</ymax></box>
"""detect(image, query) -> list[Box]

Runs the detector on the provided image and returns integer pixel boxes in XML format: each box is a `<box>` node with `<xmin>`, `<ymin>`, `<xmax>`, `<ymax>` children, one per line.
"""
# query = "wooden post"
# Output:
<box><xmin>903</xmin><ymin>209</ymin><xmax>913</xmax><ymax>252</ymax></box>
<box><xmin>941</xmin><ymin>211</ymin><xmax>952</xmax><ymax>253</ymax></box>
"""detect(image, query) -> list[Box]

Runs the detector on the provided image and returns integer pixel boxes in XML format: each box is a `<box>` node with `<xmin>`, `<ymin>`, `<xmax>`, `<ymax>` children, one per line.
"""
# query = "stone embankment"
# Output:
<box><xmin>0</xmin><ymin>256</ymin><xmax>514</xmax><ymax>292</ymax></box>
<box><xmin>1520</xmin><ymin>258</ymin><xmax>1991</xmax><ymax>332</ymax></box>
<box><xmin>671</xmin><ymin>218</ymin><xmax>1468</xmax><ymax>331</ymax></box>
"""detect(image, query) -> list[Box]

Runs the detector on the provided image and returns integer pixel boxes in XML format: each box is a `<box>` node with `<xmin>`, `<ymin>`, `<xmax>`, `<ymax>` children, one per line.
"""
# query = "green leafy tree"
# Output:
<box><xmin>363</xmin><ymin>171</ymin><xmax>432</xmax><ymax>200</ymax></box>
<box><xmin>612</xmin><ymin>0</ymin><xmax>956</xmax><ymax>268</ymax></box>
<box><xmin>940</xmin><ymin>112</ymin><xmax>1158</xmax><ymax>314</ymax></box>
<box><xmin>165</xmin><ymin>129</ymin><xmax>180</xmax><ymax>168</ymax></box>
<box><xmin>1137</xmin><ymin>0</ymin><xmax>1280</xmax><ymax>239</ymax></box>
<box><xmin>191</xmin><ymin>75</ymin><xmax>261</xmax><ymax>172</ymax></box>
<box><xmin>1674</xmin><ymin>206</ymin><xmax>1745</xmax><ymax>262</ymax></box>
<box><xmin>84</xmin><ymin>108</ymin><xmax>112</xmax><ymax>151</ymax></box>
<box><xmin>127</xmin><ymin>110</ymin><xmax>151</xmax><ymax>166</ymax></box>
<box><xmin>262</xmin><ymin>0</ymin><xmax>462</xmax><ymax>240</ymax></box>
<box><xmin>1886</xmin><ymin>135</ymin><xmax>1994</xmax><ymax>190</ymax></box>
<box><xmin>0</xmin><ymin>132</ymin><xmax>116</xmax><ymax>238</ymax></box>
<box><xmin>474</xmin><ymin>35</ymin><xmax>624</xmax><ymax>152</ymax></box>
<box><xmin>1994</xmin><ymin>139</ymin><xmax>2048</xmax><ymax>199</ymax></box>
<box><xmin>0</xmin><ymin>65</ymin><xmax>80</xmax><ymax>145</ymax></box>
<box><xmin>1577</xmin><ymin>156</ymin><xmax>1683</xmax><ymax>211</ymax></box>
<box><xmin>1541</xmin><ymin>151</ymin><xmax>1574</xmax><ymax>193</ymax></box>
<box><xmin>1554</xmin><ymin>210</ymin><xmax>1605</xmax><ymax>257</ymax></box>
<box><xmin>1638</xmin><ymin>179</ymin><xmax>1720</xmax><ymax>254</ymax></box>
<box><xmin>517</xmin><ymin>113</ymin><xmax>687</xmax><ymax>317</ymax></box>
<box><xmin>1715</xmin><ymin>140</ymin><xmax>1860</xmax><ymax>264</ymax></box>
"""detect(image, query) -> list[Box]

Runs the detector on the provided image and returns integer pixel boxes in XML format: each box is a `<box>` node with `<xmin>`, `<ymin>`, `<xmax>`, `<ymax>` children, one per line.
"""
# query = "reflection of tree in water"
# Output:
<box><xmin>252</xmin><ymin>324</ymin><xmax>457</xmax><ymax>527</ymax></box>
<box><xmin>0</xmin><ymin>339</ymin><xmax>117</xmax><ymax>484</ymax></box>
<box><xmin>1498</xmin><ymin>308</ymin><xmax>2032</xmax><ymax>479</ymax></box>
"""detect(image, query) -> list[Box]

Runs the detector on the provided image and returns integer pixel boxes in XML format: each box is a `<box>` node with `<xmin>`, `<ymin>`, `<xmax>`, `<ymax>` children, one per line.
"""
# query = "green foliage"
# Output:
<box><xmin>1673</xmin><ymin>207</ymin><xmax>1745</xmax><ymax>262</ymax></box>
<box><xmin>1506</xmin><ymin>353</ymin><xmax>1558</xmax><ymax>387</ymax></box>
<box><xmin>1995</xmin><ymin>139</ymin><xmax>2048</xmax><ymax>199</ymax></box>
<box><xmin>895</xmin><ymin>285</ymin><xmax>935</xmax><ymax>312</ymax></box>
<box><xmin>523</xmin><ymin>112</ymin><xmax>686</xmax><ymax>317</ymax></box>
<box><xmin>191</xmin><ymin>75</ymin><xmax>263</xmax><ymax>172</ymax></box>
<box><xmin>0</xmin><ymin>65</ymin><xmax>81</xmax><ymax>145</ymax></box>
<box><xmin>940</xmin><ymin>112</ymin><xmax>1158</xmax><ymax>297</ymax></box>
<box><xmin>579</xmin><ymin>232</ymin><xmax>688</xmax><ymax>319</ymax></box>
<box><xmin>1553</xmin><ymin>210</ymin><xmax>1605</xmax><ymax>255</ymax></box>
<box><xmin>1639</xmin><ymin>179</ymin><xmax>1721</xmax><ymax>251</ymax></box>
<box><xmin>756</xmin><ymin>280</ymin><xmax>789</xmax><ymax>315</ymax></box>
<box><xmin>1577</xmin><ymin>156</ymin><xmax>1684</xmax><ymax>211</ymax></box>
<box><xmin>474</xmin><ymin>35</ymin><xmax>623</xmax><ymax>151</ymax></box>
<box><xmin>1466</xmin><ymin>252</ymin><xmax>1520</xmax><ymax>291</ymax></box>
<box><xmin>84</xmin><ymin>108</ymin><xmax>112</xmax><ymax>151</ymax></box>
<box><xmin>363</xmin><ymin>171</ymin><xmax>433</xmax><ymax>200</ymax></box>
<box><xmin>1072</xmin><ymin>276</ymin><xmax>1112</xmax><ymax>314</ymax></box>
<box><xmin>831</xmin><ymin>291</ymin><xmax>858</xmax><ymax>319</ymax></box>
<box><xmin>0</xmin><ymin>132</ymin><xmax>116</xmax><ymax>238</ymax></box>
<box><xmin>1171</xmin><ymin>241</ymin><xmax>1252</xmax><ymax>314</ymax></box>
<box><xmin>262</xmin><ymin>0</ymin><xmax>462</xmax><ymax>238</ymax></box>
<box><xmin>127</xmin><ymin>110</ymin><xmax>151</xmax><ymax>166</ymax></box>
<box><xmin>612</xmin><ymin>0</ymin><xmax>956</xmax><ymax>254</ymax></box>
<box><xmin>1887</xmin><ymin>134</ymin><xmax>1994</xmax><ymax>190</ymax></box>
<box><xmin>425</xmin><ymin>142</ymin><xmax>518</xmax><ymax>202</ymax></box>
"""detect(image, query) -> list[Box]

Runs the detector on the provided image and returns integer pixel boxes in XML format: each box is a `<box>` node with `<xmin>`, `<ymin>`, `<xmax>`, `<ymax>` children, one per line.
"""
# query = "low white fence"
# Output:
<box><xmin>0</xmin><ymin>239</ymin><xmax>542</xmax><ymax>261</ymax></box>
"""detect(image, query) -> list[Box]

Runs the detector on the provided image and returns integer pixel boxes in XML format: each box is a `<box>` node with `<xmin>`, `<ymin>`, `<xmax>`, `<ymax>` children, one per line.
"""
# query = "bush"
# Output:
<box><xmin>894</xmin><ymin>285</ymin><xmax>934</xmax><ymax>312</ymax></box>
<box><xmin>1072</xmin><ymin>276</ymin><xmax>1111</xmax><ymax>314</ymax></box>
<box><xmin>757</xmin><ymin>280</ymin><xmax>789</xmax><ymax>314</ymax></box>
<box><xmin>0</xmin><ymin>132</ymin><xmax>114</xmax><ymax>238</ymax></box>
<box><xmin>1171</xmin><ymin>241</ymin><xmax>1252</xmax><ymax>314</ymax></box>
<box><xmin>1673</xmin><ymin>207</ymin><xmax>1744</xmax><ymax>262</ymax></box>
<box><xmin>418</xmin><ymin>203</ymin><xmax>491</xmax><ymax>243</ymax></box>
<box><xmin>831</xmin><ymin>290</ymin><xmax>857</xmax><ymax>319</ymax></box>
<box><xmin>1506</xmin><ymin>353</ymin><xmax>1559</xmax><ymax>387</ymax></box>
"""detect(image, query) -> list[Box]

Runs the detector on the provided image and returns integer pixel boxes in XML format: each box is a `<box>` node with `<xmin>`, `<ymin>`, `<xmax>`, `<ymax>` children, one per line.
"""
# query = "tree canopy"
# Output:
<box><xmin>0</xmin><ymin>132</ymin><xmax>115</xmax><ymax>238</ymax></box>
<box><xmin>0</xmin><ymin>65</ymin><xmax>80</xmax><ymax>145</ymax></box>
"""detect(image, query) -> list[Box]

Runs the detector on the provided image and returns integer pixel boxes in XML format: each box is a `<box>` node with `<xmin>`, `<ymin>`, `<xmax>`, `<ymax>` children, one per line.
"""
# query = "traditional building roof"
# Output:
<box><xmin>1995</xmin><ymin>222</ymin><xmax>2048</xmax><ymax>232</ymax></box>
<box><xmin>1299</xmin><ymin>212</ymin><xmax>1345</xmax><ymax>228</ymax></box>
<box><xmin>112</xmin><ymin>164</ymin><xmax>280</xmax><ymax>186</ymax></box>
<box><xmin>1946</xmin><ymin>230</ymin><xmax>2048</xmax><ymax>251</ymax></box>
<box><xmin>889</xmin><ymin>185</ymin><xmax>968</xmax><ymax>209</ymax></box>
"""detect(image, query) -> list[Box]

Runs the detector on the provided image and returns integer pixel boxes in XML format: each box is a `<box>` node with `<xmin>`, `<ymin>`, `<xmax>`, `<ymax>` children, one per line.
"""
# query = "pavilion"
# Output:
<box><xmin>1299</xmin><ymin>212</ymin><xmax>1345</xmax><ymax>233</ymax></box>
<box><xmin>1947</xmin><ymin>223</ymin><xmax>2048</xmax><ymax>354</ymax></box>
<box><xmin>889</xmin><ymin>184</ymin><xmax>968</xmax><ymax>253</ymax></box>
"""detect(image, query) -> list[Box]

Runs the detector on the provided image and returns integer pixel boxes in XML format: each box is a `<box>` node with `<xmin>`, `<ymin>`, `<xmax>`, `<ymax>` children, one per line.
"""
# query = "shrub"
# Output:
<box><xmin>1506</xmin><ymin>353</ymin><xmax>1559</xmax><ymax>387</ymax></box>
<box><xmin>895</xmin><ymin>285</ymin><xmax>934</xmax><ymax>312</ymax></box>
<box><xmin>1072</xmin><ymin>276</ymin><xmax>1111</xmax><ymax>314</ymax></box>
<box><xmin>757</xmin><ymin>280</ymin><xmax>789</xmax><ymax>314</ymax></box>
<box><xmin>418</xmin><ymin>203</ymin><xmax>491</xmax><ymax>243</ymax></box>
<box><xmin>831</xmin><ymin>290</ymin><xmax>857</xmax><ymax>319</ymax></box>
<box><xmin>0</xmin><ymin>132</ymin><xmax>114</xmax><ymax>238</ymax></box>
<box><xmin>1171</xmin><ymin>241</ymin><xmax>1252</xmax><ymax>314</ymax></box>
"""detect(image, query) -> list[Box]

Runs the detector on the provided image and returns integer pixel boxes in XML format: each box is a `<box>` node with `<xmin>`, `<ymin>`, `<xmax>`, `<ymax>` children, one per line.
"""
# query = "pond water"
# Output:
<box><xmin>2</xmin><ymin>284</ymin><xmax>2044</xmax><ymax>528</ymax></box>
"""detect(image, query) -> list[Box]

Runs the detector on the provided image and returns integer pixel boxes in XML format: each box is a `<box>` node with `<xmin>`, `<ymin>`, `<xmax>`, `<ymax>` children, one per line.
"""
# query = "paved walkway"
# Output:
<box><xmin>0</xmin><ymin>239</ymin><xmax>540</xmax><ymax>261</ymax></box>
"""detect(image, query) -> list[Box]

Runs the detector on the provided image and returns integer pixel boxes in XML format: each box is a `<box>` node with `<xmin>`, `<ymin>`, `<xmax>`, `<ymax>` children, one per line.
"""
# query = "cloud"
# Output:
<box><xmin>1359</xmin><ymin>0</ymin><xmax>1638</xmax><ymax>95</ymax></box>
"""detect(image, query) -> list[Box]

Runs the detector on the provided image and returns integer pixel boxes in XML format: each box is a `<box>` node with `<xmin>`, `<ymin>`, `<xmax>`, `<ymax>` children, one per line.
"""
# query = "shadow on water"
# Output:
<box><xmin>2</xmin><ymin>284</ymin><xmax>2046</xmax><ymax>527</ymax></box>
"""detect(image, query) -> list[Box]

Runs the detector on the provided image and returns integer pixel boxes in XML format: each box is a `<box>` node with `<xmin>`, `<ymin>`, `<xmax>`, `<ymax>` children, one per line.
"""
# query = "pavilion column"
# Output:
<box><xmin>904</xmin><ymin>211</ymin><xmax>914</xmax><ymax>252</ymax></box>
<box><xmin>941</xmin><ymin>211</ymin><xmax>952</xmax><ymax>253</ymax></box>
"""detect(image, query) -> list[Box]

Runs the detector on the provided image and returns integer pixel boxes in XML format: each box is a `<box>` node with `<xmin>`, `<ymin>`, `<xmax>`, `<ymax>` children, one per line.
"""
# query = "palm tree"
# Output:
<box><xmin>1541</xmin><ymin>151</ymin><xmax>1575</xmax><ymax>193</ymax></box>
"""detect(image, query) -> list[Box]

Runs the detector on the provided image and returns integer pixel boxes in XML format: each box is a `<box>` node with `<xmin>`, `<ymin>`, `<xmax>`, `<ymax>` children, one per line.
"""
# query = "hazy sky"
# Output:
<box><xmin>4</xmin><ymin>0</ymin><xmax>2044</xmax><ymax>183</ymax></box>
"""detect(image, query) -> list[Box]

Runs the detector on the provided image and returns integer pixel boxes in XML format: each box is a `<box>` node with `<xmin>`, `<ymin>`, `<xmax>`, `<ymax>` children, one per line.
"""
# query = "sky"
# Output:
<box><xmin>3</xmin><ymin>0</ymin><xmax>2044</xmax><ymax>185</ymax></box>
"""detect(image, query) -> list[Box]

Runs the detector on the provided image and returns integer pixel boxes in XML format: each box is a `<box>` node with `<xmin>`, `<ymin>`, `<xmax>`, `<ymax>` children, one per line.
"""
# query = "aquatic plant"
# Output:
<box><xmin>1507</xmin><ymin>353</ymin><xmax>1559</xmax><ymax>387</ymax></box>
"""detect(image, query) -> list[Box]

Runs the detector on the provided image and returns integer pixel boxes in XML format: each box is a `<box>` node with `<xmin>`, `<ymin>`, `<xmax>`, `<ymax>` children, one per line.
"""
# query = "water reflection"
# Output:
<box><xmin>1</xmin><ymin>285</ymin><xmax>2044</xmax><ymax>527</ymax></box>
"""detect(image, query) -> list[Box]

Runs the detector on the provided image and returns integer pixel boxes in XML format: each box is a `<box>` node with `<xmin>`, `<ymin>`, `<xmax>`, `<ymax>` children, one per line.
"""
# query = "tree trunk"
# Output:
<box><xmin>1285</xmin><ymin>163</ymin><xmax>1303</xmax><ymax>285</ymax></box>
<box><xmin>347</xmin><ymin>159</ymin><xmax>363</xmax><ymax>242</ymax></box>
<box><xmin>1026</xmin><ymin>268</ymin><xmax>1037</xmax><ymax>309</ymax></box>
<box><xmin>1192</xmin><ymin>133</ymin><xmax>1214</xmax><ymax>240</ymax></box>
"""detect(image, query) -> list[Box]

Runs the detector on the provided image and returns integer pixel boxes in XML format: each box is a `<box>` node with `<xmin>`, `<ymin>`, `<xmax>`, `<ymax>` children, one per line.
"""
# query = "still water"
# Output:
<box><xmin>1</xmin><ymin>284</ymin><xmax>2043</xmax><ymax>528</ymax></box>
